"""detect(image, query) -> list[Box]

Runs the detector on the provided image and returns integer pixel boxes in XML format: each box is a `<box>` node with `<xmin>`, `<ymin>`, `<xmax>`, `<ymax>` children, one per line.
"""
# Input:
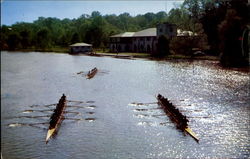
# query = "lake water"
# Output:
<box><xmin>1</xmin><ymin>51</ymin><xmax>249</xmax><ymax>158</ymax></box>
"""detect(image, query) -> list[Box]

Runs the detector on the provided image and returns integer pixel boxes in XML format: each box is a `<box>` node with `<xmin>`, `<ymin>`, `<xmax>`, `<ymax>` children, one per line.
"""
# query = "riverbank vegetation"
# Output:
<box><xmin>1</xmin><ymin>0</ymin><xmax>249</xmax><ymax>67</ymax></box>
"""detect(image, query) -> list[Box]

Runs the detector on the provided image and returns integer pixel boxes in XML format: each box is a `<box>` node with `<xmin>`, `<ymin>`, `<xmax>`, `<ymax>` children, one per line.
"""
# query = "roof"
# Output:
<box><xmin>110</xmin><ymin>32</ymin><xmax>135</xmax><ymax>38</ymax></box>
<box><xmin>133</xmin><ymin>28</ymin><xmax>156</xmax><ymax>37</ymax></box>
<box><xmin>110</xmin><ymin>28</ymin><xmax>156</xmax><ymax>38</ymax></box>
<box><xmin>70</xmin><ymin>43</ymin><xmax>92</xmax><ymax>47</ymax></box>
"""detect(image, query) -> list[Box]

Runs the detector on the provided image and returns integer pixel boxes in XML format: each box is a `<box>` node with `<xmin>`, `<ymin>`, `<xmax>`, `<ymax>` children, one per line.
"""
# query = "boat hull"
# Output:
<box><xmin>86</xmin><ymin>68</ymin><xmax>98</xmax><ymax>79</ymax></box>
<box><xmin>46</xmin><ymin>128</ymin><xmax>56</xmax><ymax>143</ymax></box>
<box><xmin>157</xmin><ymin>94</ymin><xmax>199</xmax><ymax>143</ymax></box>
<box><xmin>46</xmin><ymin>94</ymin><xmax>67</xmax><ymax>143</ymax></box>
<box><xmin>185</xmin><ymin>127</ymin><xmax>199</xmax><ymax>143</ymax></box>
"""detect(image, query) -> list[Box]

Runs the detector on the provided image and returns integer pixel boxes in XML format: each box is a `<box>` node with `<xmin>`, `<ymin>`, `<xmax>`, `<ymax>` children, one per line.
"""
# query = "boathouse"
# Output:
<box><xmin>109</xmin><ymin>22</ymin><xmax>177</xmax><ymax>54</ymax></box>
<box><xmin>69</xmin><ymin>43</ymin><xmax>92</xmax><ymax>54</ymax></box>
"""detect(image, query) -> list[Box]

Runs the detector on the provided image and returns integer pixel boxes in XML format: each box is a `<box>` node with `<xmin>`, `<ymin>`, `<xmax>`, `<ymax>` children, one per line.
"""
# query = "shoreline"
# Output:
<box><xmin>2</xmin><ymin>49</ymin><xmax>219</xmax><ymax>61</ymax></box>
<box><xmin>1</xmin><ymin>48</ymin><xmax>223</xmax><ymax>61</ymax></box>
<box><xmin>1</xmin><ymin>48</ymin><xmax>231</xmax><ymax>63</ymax></box>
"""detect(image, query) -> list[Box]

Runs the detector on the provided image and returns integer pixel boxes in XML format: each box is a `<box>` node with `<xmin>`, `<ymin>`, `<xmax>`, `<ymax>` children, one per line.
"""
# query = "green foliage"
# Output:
<box><xmin>20</xmin><ymin>29</ymin><xmax>31</xmax><ymax>49</ymax></box>
<box><xmin>1</xmin><ymin>25</ymin><xmax>11</xmax><ymax>49</ymax></box>
<box><xmin>170</xmin><ymin>23</ymin><xmax>209</xmax><ymax>55</ymax></box>
<box><xmin>7</xmin><ymin>32</ymin><xmax>21</xmax><ymax>50</ymax></box>
<box><xmin>0</xmin><ymin>11</ymin><xmax>168</xmax><ymax>51</ymax></box>
<box><xmin>218</xmin><ymin>9</ymin><xmax>247</xmax><ymax>67</ymax></box>
<box><xmin>177</xmin><ymin>0</ymin><xmax>249</xmax><ymax>66</ymax></box>
<box><xmin>36</xmin><ymin>28</ymin><xmax>51</xmax><ymax>49</ymax></box>
<box><xmin>170</xmin><ymin>36</ymin><xmax>194</xmax><ymax>55</ymax></box>
<box><xmin>167</xmin><ymin>8</ymin><xmax>192</xmax><ymax>30</ymax></box>
<box><xmin>71</xmin><ymin>33</ymin><xmax>80</xmax><ymax>44</ymax></box>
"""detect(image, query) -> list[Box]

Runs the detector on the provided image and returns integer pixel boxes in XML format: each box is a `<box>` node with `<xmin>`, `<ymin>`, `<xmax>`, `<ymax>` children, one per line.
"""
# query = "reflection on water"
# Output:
<box><xmin>1</xmin><ymin>51</ymin><xmax>249</xmax><ymax>158</ymax></box>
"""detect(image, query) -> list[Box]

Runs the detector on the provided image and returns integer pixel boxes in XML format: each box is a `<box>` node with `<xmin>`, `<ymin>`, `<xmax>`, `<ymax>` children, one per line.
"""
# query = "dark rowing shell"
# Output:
<box><xmin>157</xmin><ymin>94</ymin><xmax>188</xmax><ymax>130</ymax></box>
<box><xmin>46</xmin><ymin>94</ymin><xmax>67</xmax><ymax>143</ymax></box>
<box><xmin>86</xmin><ymin>68</ymin><xmax>98</xmax><ymax>79</ymax></box>
<box><xmin>157</xmin><ymin>94</ymin><xmax>199</xmax><ymax>142</ymax></box>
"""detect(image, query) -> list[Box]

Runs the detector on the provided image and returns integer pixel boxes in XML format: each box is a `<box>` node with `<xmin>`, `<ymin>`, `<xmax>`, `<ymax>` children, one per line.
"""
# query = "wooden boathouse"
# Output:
<box><xmin>69</xmin><ymin>43</ymin><xmax>92</xmax><ymax>54</ymax></box>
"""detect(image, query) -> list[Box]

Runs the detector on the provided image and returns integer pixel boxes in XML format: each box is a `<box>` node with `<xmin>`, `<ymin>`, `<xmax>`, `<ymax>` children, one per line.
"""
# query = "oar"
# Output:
<box><xmin>133</xmin><ymin>108</ymin><xmax>161</xmax><ymax>111</ymax></box>
<box><xmin>187</xmin><ymin>116</ymin><xmax>211</xmax><ymax>118</ymax></box>
<box><xmin>22</xmin><ymin>109</ymin><xmax>54</xmax><ymax>113</ymax></box>
<box><xmin>128</xmin><ymin>102</ymin><xmax>158</xmax><ymax>106</ymax></box>
<box><xmin>67</xmin><ymin>100</ymin><xmax>85</xmax><ymax>103</ymax></box>
<box><xmin>63</xmin><ymin>111</ymin><xmax>81</xmax><ymax>115</ymax></box>
<box><xmin>129</xmin><ymin>100</ymin><xmax>190</xmax><ymax>106</ymax></box>
<box><xmin>29</xmin><ymin>103</ymin><xmax>57</xmax><ymax>108</ymax></box>
<box><xmin>134</xmin><ymin>114</ymin><xmax>167</xmax><ymax>118</ymax></box>
<box><xmin>9</xmin><ymin>115</ymin><xmax>51</xmax><ymax>119</ymax></box>
<box><xmin>64</xmin><ymin>117</ymin><xmax>83</xmax><ymax>121</ymax></box>
<box><xmin>8</xmin><ymin>122</ymin><xmax>49</xmax><ymax>130</ymax></box>
<box><xmin>66</xmin><ymin>105</ymin><xmax>87</xmax><ymax>108</ymax></box>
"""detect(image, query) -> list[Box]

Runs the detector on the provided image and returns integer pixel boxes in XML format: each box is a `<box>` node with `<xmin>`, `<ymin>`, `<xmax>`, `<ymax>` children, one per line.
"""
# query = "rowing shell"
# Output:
<box><xmin>86</xmin><ymin>68</ymin><xmax>98</xmax><ymax>79</ymax></box>
<box><xmin>45</xmin><ymin>115</ymin><xmax>64</xmax><ymax>143</ymax></box>
<box><xmin>46</xmin><ymin>94</ymin><xmax>67</xmax><ymax>143</ymax></box>
<box><xmin>46</xmin><ymin>128</ymin><xmax>56</xmax><ymax>142</ymax></box>
<box><xmin>185</xmin><ymin>127</ymin><xmax>199</xmax><ymax>143</ymax></box>
<box><xmin>157</xmin><ymin>94</ymin><xmax>199</xmax><ymax>142</ymax></box>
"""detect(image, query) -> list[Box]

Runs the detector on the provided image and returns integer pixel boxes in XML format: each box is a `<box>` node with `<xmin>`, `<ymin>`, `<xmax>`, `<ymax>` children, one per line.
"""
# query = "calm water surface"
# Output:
<box><xmin>1</xmin><ymin>51</ymin><xmax>249</xmax><ymax>158</ymax></box>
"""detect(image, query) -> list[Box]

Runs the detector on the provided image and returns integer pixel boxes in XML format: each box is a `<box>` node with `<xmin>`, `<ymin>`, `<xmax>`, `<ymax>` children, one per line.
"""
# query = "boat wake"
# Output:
<box><xmin>128</xmin><ymin>96</ymin><xmax>208</xmax><ymax>143</ymax></box>
<box><xmin>6</xmin><ymin>96</ymin><xmax>97</xmax><ymax>143</ymax></box>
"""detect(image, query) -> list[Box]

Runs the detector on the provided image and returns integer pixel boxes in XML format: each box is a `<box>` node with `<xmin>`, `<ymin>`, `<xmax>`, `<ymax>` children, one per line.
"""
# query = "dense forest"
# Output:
<box><xmin>1</xmin><ymin>0</ymin><xmax>249</xmax><ymax>66</ymax></box>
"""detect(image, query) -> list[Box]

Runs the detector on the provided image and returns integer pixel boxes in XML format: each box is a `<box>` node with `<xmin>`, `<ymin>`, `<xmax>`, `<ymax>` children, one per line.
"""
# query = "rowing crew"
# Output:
<box><xmin>49</xmin><ymin>94</ymin><xmax>66</xmax><ymax>129</ymax></box>
<box><xmin>88</xmin><ymin>67</ymin><xmax>97</xmax><ymax>75</ymax></box>
<box><xmin>157</xmin><ymin>94</ymin><xmax>188</xmax><ymax>130</ymax></box>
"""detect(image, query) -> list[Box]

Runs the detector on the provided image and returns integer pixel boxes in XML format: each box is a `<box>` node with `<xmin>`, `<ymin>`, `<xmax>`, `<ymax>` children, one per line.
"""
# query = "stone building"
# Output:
<box><xmin>109</xmin><ymin>22</ymin><xmax>177</xmax><ymax>54</ymax></box>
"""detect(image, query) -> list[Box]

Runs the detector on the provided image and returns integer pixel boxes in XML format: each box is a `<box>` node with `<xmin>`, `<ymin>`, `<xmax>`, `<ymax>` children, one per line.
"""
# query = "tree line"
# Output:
<box><xmin>1</xmin><ymin>11</ymin><xmax>168</xmax><ymax>50</ymax></box>
<box><xmin>167</xmin><ymin>0</ymin><xmax>249</xmax><ymax>66</ymax></box>
<box><xmin>1</xmin><ymin>0</ymin><xmax>249</xmax><ymax>66</ymax></box>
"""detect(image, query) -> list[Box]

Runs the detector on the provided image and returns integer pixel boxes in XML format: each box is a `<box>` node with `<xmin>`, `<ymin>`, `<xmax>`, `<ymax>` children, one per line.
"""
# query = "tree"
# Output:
<box><xmin>7</xmin><ymin>32</ymin><xmax>20</xmax><ymax>50</ymax></box>
<box><xmin>1</xmin><ymin>25</ymin><xmax>11</xmax><ymax>50</ymax></box>
<box><xmin>218</xmin><ymin>9</ymin><xmax>246</xmax><ymax>67</ymax></box>
<box><xmin>20</xmin><ymin>29</ymin><xmax>31</xmax><ymax>49</ymax></box>
<box><xmin>91</xmin><ymin>11</ymin><xmax>101</xmax><ymax>18</ymax></box>
<box><xmin>199</xmin><ymin>1</ymin><xmax>226</xmax><ymax>55</ymax></box>
<box><xmin>167</xmin><ymin>7</ymin><xmax>192</xmax><ymax>30</ymax></box>
<box><xmin>71</xmin><ymin>33</ymin><xmax>80</xmax><ymax>44</ymax></box>
<box><xmin>36</xmin><ymin>28</ymin><xmax>51</xmax><ymax>49</ymax></box>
